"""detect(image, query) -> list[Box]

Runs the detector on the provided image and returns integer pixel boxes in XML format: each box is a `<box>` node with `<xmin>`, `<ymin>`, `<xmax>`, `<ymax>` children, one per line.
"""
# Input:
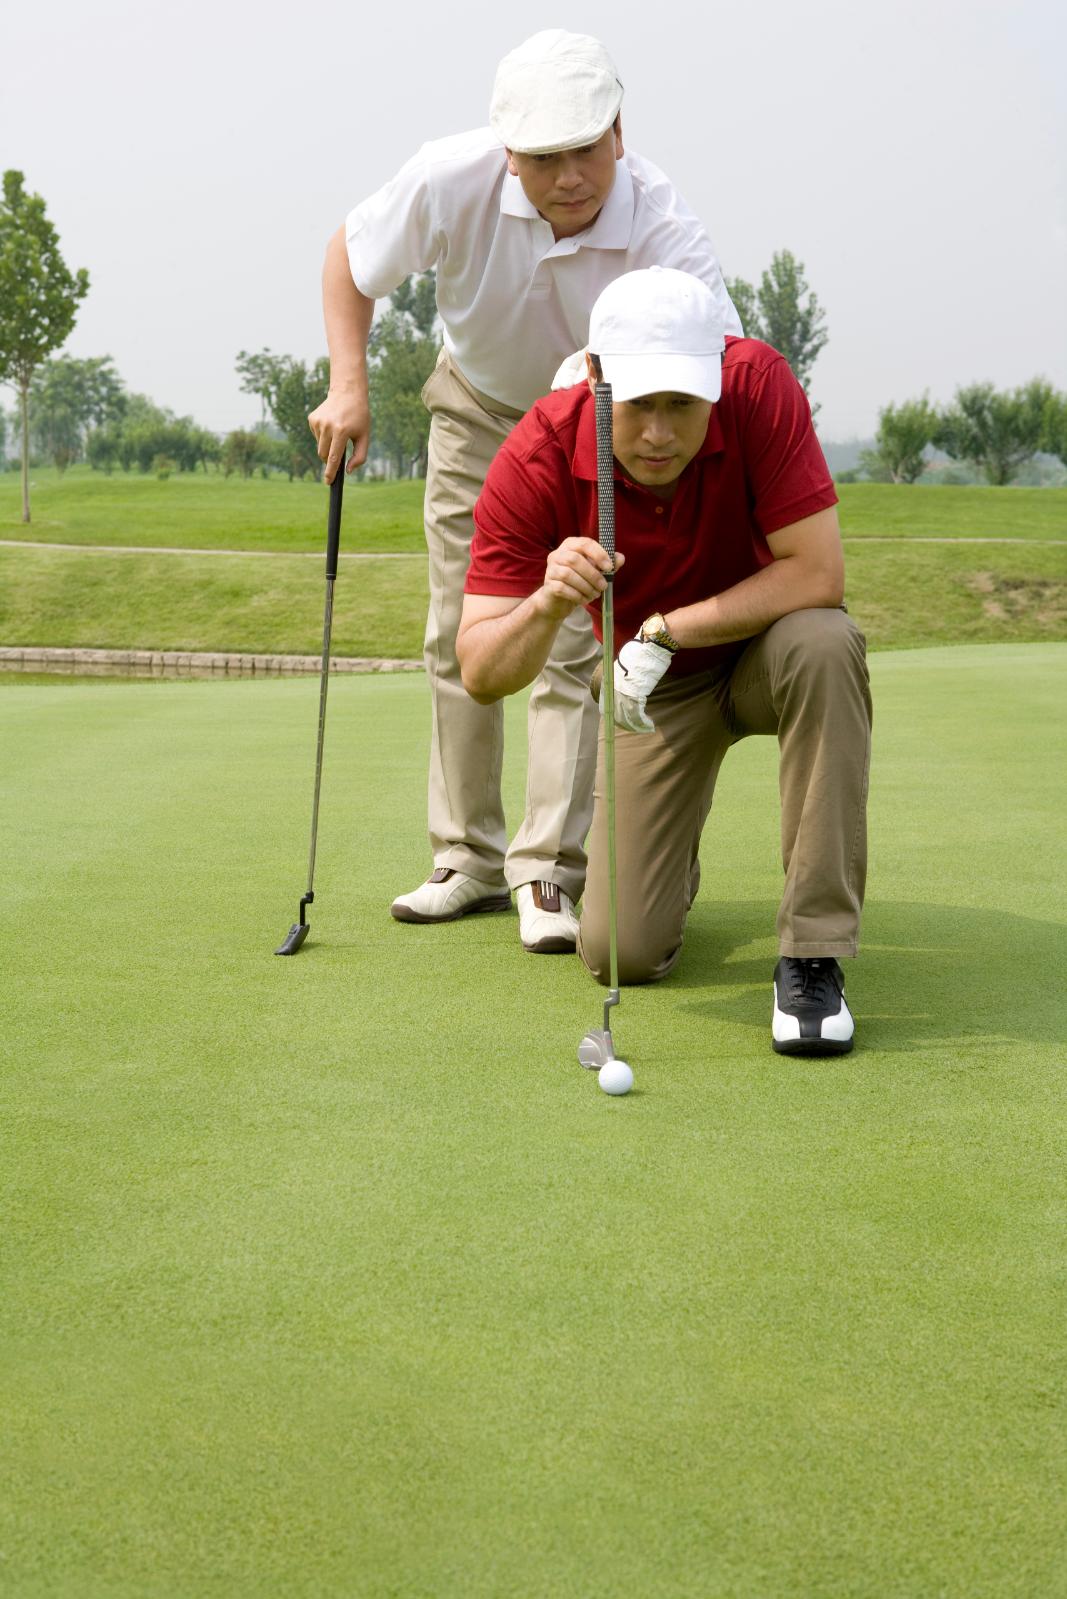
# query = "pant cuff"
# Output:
<box><xmin>505</xmin><ymin>866</ymin><xmax>585</xmax><ymax>902</ymax></box>
<box><xmin>435</xmin><ymin>851</ymin><xmax>507</xmax><ymax>888</ymax></box>
<box><xmin>778</xmin><ymin>940</ymin><xmax>859</xmax><ymax>959</ymax></box>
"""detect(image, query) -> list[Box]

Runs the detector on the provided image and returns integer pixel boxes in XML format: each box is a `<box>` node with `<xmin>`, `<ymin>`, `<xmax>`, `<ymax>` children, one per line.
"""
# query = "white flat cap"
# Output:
<box><xmin>490</xmin><ymin>30</ymin><xmax>624</xmax><ymax>155</ymax></box>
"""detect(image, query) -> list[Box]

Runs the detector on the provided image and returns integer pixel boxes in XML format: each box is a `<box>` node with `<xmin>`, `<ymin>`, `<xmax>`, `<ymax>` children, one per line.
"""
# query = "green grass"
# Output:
<box><xmin>3</xmin><ymin>469</ymin><xmax>1065</xmax><ymax>555</ymax></box>
<box><xmin>836</xmin><ymin>482</ymin><xmax>1067</xmax><ymax>539</ymax></box>
<box><xmin>0</xmin><ymin>547</ymin><xmax>428</xmax><ymax>659</ymax></box>
<box><xmin>2</xmin><ymin>644</ymin><xmax>1065</xmax><ymax>1596</ymax></box>
<box><xmin>2</xmin><ymin>538</ymin><xmax>1065</xmax><ymax>660</ymax></box>
<box><xmin>2</xmin><ymin>471</ymin><xmax>1064</xmax><ymax>664</ymax></box>
<box><xmin>0</xmin><ymin>465</ymin><xmax>428</xmax><ymax>553</ymax></box>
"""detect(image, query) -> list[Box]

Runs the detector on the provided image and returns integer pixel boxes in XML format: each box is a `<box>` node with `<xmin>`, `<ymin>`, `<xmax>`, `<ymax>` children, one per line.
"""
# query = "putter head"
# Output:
<box><xmin>578</xmin><ymin>1028</ymin><xmax>615</xmax><ymax>1070</ymax></box>
<box><xmin>275</xmin><ymin>922</ymin><xmax>310</xmax><ymax>956</ymax></box>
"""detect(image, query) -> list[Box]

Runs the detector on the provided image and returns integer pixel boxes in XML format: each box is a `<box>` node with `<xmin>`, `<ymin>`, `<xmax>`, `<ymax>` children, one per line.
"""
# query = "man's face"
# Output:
<box><xmin>506</xmin><ymin>120</ymin><xmax>623</xmax><ymax>240</ymax></box>
<box><xmin>609</xmin><ymin>392</ymin><xmax>713</xmax><ymax>493</ymax></box>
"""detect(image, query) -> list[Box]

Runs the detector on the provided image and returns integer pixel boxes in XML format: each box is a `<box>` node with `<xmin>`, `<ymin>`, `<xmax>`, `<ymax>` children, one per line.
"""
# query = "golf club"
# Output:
<box><xmin>275</xmin><ymin>455</ymin><xmax>347</xmax><ymax>955</ymax></box>
<box><xmin>578</xmin><ymin>357</ymin><xmax>622</xmax><ymax>1069</ymax></box>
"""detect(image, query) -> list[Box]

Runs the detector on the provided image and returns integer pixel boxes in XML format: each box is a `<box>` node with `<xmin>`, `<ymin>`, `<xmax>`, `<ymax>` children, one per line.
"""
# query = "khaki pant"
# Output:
<box><xmin>421</xmin><ymin>350</ymin><xmax>601</xmax><ymax>899</ymax></box>
<box><xmin>578</xmin><ymin>609</ymin><xmax>872</xmax><ymax>984</ymax></box>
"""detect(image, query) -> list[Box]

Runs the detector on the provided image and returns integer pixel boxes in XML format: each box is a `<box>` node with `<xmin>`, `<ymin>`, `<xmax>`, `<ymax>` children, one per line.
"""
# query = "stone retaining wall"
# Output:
<box><xmin>0</xmin><ymin>647</ymin><xmax>423</xmax><ymax>678</ymax></box>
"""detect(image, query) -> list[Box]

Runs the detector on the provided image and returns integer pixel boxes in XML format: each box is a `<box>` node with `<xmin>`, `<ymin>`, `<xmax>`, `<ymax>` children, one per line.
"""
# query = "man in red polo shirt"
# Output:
<box><xmin>456</xmin><ymin>268</ymin><xmax>872</xmax><ymax>1054</ymax></box>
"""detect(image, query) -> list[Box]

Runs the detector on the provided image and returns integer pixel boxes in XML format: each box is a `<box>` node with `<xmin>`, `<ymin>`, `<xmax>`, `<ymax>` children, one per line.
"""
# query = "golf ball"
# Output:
<box><xmin>598</xmin><ymin>1059</ymin><xmax>633</xmax><ymax>1096</ymax></box>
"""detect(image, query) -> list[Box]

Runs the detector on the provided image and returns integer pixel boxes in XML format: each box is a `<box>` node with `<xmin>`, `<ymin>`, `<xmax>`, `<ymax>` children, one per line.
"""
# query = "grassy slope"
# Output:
<box><xmin>1</xmin><ymin>472</ymin><xmax>1064</xmax><ymax>661</ymax></box>
<box><xmin>1</xmin><ymin>469</ymin><xmax>1065</xmax><ymax>553</ymax></box>
<box><xmin>1</xmin><ymin>540</ymin><xmax>1065</xmax><ymax>659</ymax></box>
<box><xmin>2</xmin><ymin>645</ymin><xmax>1064</xmax><ymax>1596</ymax></box>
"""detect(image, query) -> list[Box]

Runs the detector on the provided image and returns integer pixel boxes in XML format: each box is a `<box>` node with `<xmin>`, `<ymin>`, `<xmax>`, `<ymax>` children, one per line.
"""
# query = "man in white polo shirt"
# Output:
<box><xmin>309</xmin><ymin>29</ymin><xmax>740</xmax><ymax>953</ymax></box>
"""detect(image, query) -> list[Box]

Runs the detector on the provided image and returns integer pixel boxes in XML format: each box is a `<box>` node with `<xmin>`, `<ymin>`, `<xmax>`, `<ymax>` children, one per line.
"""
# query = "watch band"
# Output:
<box><xmin>637</xmin><ymin>612</ymin><xmax>681</xmax><ymax>654</ymax></box>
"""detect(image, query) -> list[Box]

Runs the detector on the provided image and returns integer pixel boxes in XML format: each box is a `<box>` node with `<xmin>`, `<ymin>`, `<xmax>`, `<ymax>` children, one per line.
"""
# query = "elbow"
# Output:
<box><xmin>819</xmin><ymin>553</ymin><xmax>846</xmax><ymax>610</ymax></box>
<box><xmin>465</xmin><ymin>678</ymin><xmax>502</xmax><ymax>706</ymax></box>
<box><xmin>456</xmin><ymin>638</ymin><xmax>502</xmax><ymax>705</ymax></box>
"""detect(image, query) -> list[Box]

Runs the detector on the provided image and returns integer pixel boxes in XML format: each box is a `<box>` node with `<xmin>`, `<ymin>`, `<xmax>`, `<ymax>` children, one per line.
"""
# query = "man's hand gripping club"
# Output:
<box><xmin>457</xmin><ymin>536</ymin><xmax>625</xmax><ymax>704</ymax></box>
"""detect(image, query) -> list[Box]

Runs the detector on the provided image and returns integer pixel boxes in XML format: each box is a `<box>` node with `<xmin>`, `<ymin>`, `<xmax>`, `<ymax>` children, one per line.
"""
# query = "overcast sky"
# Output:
<box><xmin>4</xmin><ymin>0</ymin><xmax>1064</xmax><ymax>440</ymax></box>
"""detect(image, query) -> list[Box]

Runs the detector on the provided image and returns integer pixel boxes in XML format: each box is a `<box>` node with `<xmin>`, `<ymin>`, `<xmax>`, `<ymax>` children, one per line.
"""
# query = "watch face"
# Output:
<box><xmin>640</xmin><ymin>613</ymin><xmax>678</xmax><ymax>651</ymax></box>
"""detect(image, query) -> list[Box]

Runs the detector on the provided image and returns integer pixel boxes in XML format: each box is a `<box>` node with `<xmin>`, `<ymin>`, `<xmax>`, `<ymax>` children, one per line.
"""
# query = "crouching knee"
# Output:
<box><xmin>577</xmin><ymin>922</ymin><xmax>679</xmax><ymax>986</ymax></box>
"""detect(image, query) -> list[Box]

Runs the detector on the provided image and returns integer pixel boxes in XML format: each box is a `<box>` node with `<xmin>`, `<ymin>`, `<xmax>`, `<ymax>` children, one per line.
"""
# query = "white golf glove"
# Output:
<box><xmin>600</xmin><ymin>639</ymin><xmax>674</xmax><ymax>733</ymax></box>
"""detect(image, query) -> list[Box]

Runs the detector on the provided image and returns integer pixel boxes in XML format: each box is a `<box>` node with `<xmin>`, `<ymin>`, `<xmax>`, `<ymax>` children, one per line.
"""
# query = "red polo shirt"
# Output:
<box><xmin>467</xmin><ymin>337</ymin><xmax>838</xmax><ymax>673</ymax></box>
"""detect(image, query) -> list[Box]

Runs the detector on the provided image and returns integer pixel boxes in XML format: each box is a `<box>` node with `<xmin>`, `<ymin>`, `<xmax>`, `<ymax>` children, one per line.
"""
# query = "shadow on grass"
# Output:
<box><xmin>668</xmin><ymin>898</ymin><xmax>1067</xmax><ymax>1052</ymax></box>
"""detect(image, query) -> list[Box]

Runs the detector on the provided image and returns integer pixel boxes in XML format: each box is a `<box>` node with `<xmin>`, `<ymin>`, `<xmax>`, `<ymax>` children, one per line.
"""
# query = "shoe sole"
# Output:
<box><xmin>390</xmin><ymin>893</ymin><xmax>511</xmax><ymax>925</ymax></box>
<box><xmin>772</xmin><ymin>1036</ymin><xmax>854</xmax><ymax>1057</ymax></box>
<box><xmin>521</xmin><ymin>934</ymin><xmax>577</xmax><ymax>954</ymax></box>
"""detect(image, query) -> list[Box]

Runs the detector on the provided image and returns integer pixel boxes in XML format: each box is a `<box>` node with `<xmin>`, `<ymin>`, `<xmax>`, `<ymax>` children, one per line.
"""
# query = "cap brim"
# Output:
<box><xmin>601</xmin><ymin>350</ymin><xmax>722</xmax><ymax>404</ymax></box>
<box><xmin>496</xmin><ymin>103</ymin><xmax>622</xmax><ymax>155</ymax></box>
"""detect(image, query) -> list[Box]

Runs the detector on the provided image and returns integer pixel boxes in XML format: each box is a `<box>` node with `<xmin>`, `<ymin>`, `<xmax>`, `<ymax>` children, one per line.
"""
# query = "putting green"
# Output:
<box><xmin>2</xmin><ymin>644</ymin><xmax>1064</xmax><ymax>1597</ymax></box>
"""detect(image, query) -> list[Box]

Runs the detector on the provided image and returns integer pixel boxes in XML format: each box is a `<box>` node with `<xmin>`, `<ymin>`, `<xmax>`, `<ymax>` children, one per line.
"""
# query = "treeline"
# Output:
<box><xmin>2</xmin><ymin>262</ymin><xmax>440</xmax><ymax>483</ymax></box>
<box><xmin>844</xmin><ymin>382</ymin><xmax>1067</xmax><ymax>487</ymax></box>
<box><xmin>0</xmin><ymin>353</ymin><xmax>313</xmax><ymax>481</ymax></box>
<box><xmin>236</xmin><ymin>270</ymin><xmax>438</xmax><ymax>481</ymax></box>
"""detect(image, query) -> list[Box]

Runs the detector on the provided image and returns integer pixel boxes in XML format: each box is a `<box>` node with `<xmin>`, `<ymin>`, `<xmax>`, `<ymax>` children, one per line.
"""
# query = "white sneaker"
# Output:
<box><xmin>391</xmin><ymin>868</ymin><xmax>511</xmax><ymax>924</ymax></box>
<box><xmin>772</xmin><ymin>957</ymin><xmax>855</xmax><ymax>1055</ymax></box>
<box><xmin>517</xmin><ymin>881</ymin><xmax>579</xmax><ymax>954</ymax></box>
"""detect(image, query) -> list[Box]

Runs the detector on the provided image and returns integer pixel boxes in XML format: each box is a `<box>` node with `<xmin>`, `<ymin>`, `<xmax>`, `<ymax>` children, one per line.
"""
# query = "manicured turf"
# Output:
<box><xmin>0</xmin><ymin>466</ymin><xmax>428</xmax><ymax>553</ymax></box>
<box><xmin>3</xmin><ymin>468</ymin><xmax>1065</xmax><ymax>553</ymax></box>
<box><xmin>836</xmin><ymin>482</ymin><xmax>1067</xmax><ymax>540</ymax></box>
<box><xmin>2</xmin><ymin>537</ymin><xmax>1065</xmax><ymax>661</ymax></box>
<box><xmin>3</xmin><ymin>644</ymin><xmax>1064</xmax><ymax>1596</ymax></box>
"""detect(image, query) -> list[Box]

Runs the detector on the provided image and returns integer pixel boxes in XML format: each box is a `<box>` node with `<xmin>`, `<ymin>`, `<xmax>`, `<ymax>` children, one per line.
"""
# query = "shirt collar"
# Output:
<box><xmin>499</xmin><ymin>159</ymin><xmax>634</xmax><ymax>253</ymax></box>
<box><xmin>572</xmin><ymin>385</ymin><xmax>725</xmax><ymax>484</ymax></box>
<box><xmin>500</xmin><ymin>169</ymin><xmax>541</xmax><ymax>219</ymax></box>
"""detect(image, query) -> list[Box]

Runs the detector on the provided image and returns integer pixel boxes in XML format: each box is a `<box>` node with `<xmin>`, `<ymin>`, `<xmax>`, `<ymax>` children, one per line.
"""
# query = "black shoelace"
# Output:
<box><xmin>783</xmin><ymin>959</ymin><xmax>840</xmax><ymax>1007</ymax></box>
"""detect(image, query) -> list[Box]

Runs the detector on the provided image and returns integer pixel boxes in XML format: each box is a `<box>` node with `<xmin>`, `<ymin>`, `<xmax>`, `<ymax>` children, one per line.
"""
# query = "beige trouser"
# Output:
<box><xmin>578</xmin><ymin>609</ymin><xmax>873</xmax><ymax>984</ymax></box>
<box><xmin>420</xmin><ymin>350</ymin><xmax>601</xmax><ymax>899</ymax></box>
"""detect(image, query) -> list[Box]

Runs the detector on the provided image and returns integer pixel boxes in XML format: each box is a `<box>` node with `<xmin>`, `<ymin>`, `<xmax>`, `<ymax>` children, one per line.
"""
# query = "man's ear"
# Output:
<box><xmin>613</xmin><ymin>115</ymin><xmax>624</xmax><ymax>159</ymax></box>
<box><xmin>585</xmin><ymin>352</ymin><xmax>599</xmax><ymax>392</ymax></box>
<box><xmin>505</xmin><ymin>147</ymin><xmax>519</xmax><ymax>177</ymax></box>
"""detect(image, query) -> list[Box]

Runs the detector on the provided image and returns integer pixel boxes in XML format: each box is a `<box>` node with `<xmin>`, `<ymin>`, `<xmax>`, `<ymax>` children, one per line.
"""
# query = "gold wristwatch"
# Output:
<box><xmin>637</xmin><ymin>612</ymin><xmax>681</xmax><ymax>654</ymax></box>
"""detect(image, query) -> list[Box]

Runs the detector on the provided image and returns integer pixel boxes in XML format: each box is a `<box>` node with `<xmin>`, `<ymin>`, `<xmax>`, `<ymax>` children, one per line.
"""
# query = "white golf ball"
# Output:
<box><xmin>598</xmin><ymin>1059</ymin><xmax>633</xmax><ymax>1096</ymax></box>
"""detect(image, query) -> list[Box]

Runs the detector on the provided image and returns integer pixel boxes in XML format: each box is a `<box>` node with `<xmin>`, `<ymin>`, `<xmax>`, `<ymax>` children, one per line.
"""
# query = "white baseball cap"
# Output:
<box><xmin>490</xmin><ymin>30</ymin><xmax>624</xmax><ymax>155</ymax></box>
<box><xmin>589</xmin><ymin>267</ymin><xmax>726</xmax><ymax>403</ymax></box>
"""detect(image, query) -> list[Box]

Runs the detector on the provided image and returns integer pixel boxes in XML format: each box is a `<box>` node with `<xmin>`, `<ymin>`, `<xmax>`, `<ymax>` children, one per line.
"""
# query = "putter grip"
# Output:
<box><xmin>325</xmin><ymin>465</ymin><xmax>345</xmax><ymax>581</ymax></box>
<box><xmin>594</xmin><ymin>383</ymin><xmax>615</xmax><ymax>564</ymax></box>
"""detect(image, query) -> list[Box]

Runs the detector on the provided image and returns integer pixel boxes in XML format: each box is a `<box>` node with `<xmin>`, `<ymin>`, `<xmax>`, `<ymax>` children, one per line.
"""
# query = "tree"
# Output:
<box><xmin>936</xmin><ymin>379</ymin><xmax>1052</xmax><ymax>485</ymax></box>
<box><xmin>366</xmin><ymin>272</ymin><xmax>438</xmax><ymax>476</ymax></box>
<box><xmin>235</xmin><ymin>347</ymin><xmax>280</xmax><ymax>426</ymax></box>
<box><xmin>860</xmin><ymin>395</ymin><xmax>939</xmax><ymax>484</ymax></box>
<box><xmin>389</xmin><ymin>271</ymin><xmax>438</xmax><ymax>338</ymax></box>
<box><xmin>0</xmin><ymin>171</ymin><xmax>89</xmax><ymax>520</ymax></box>
<box><xmin>1041</xmin><ymin>389</ymin><xmax>1067</xmax><ymax>469</ymax></box>
<box><xmin>221</xmin><ymin>429</ymin><xmax>261</xmax><ymax>478</ymax></box>
<box><xmin>30</xmin><ymin>354</ymin><xmax>125</xmax><ymax>472</ymax></box>
<box><xmin>269</xmin><ymin>359</ymin><xmax>331</xmax><ymax>477</ymax></box>
<box><xmin>235</xmin><ymin>271</ymin><xmax>437</xmax><ymax>481</ymax></box>
<box><xmin>233</xmin><ymin>349</ymin><xmax>329</xmax><ymax>477</ymax></box>
<box><xmin>726</xmin><ymin>249</ymin><xmax>828</xmax><ymax>415</ymax></box>
<box><xmin>84</xmin><ymin>391</ymin><xmax>219</xmax><ymax>476</ymax></box>
<box><xmin>367</xmin><ymin>316</ymin><xmax>437</xmax><ymax>477</ymax></box>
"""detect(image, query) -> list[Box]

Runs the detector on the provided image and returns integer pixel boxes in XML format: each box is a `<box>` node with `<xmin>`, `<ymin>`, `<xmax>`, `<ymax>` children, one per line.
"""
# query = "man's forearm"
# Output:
<box><xmin>458</xmin><ymin>594</ymin><xmax>567</xmax><ymax>703</ymax></box>
<box><xmin>666</xmin><ymin>551</ymin><xmax>844</xmax><ymax>650</ymax></box>
<box><xmin>323</xmin><ymin>227</ymin><xmax>375</xmax><ymax>394</ymax></box>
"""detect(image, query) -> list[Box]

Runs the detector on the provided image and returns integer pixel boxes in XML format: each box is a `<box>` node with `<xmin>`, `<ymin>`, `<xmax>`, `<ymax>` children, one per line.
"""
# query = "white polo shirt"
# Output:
<box><xmin>346</xmin><ymin>127</ymin><xmax>741</xmax><ymax>412</ymax></box>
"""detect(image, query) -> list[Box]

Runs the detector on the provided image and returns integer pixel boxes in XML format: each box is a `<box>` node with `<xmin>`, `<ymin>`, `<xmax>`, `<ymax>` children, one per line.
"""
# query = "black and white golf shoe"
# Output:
<box><xmin>772</xmin><ymin>957</ymin><xmax>855</xmax><ymax>1056</ymax></box>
